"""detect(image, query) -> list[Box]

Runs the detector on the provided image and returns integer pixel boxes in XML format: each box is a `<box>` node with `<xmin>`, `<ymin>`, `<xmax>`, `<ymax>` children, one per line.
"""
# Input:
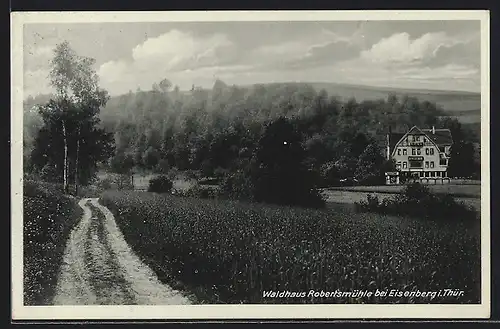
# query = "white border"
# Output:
<box><xmin>11</xmin><ymin>10</ymin><xmax>491</xmax><ymax>320</ymax></box>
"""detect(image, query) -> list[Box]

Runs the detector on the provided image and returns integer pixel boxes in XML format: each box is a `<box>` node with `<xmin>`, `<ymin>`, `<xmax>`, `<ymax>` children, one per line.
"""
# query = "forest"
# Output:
<box><xmin>24</xmin><ymin>79</ymin><xmax>480</xmax><ymax>188</ymax></box>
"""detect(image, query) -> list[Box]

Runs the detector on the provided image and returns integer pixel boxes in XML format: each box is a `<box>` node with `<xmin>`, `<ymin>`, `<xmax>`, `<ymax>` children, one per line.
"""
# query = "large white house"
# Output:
<box><xmin>386</xmin><ymin>126</ymin><xmax>453</xmax><ymax>179</ymax></box>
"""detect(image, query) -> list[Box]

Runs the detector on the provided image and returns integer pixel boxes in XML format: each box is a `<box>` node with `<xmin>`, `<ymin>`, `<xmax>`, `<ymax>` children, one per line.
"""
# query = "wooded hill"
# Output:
<box><xmin>23</xmin><ymin>80</ymin><xmax>481</xmax><ymax>186</ymax></box>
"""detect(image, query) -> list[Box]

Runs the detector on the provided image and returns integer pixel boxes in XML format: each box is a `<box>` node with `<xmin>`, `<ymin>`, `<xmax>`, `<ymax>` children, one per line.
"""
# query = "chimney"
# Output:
<box><xmin>386</xmin><ymin>126</ymin><xmax>392</xmax><ymax>160</ymax></box>
<box><xmin>432</xmin><ymin>126</ymin><xmax>435</xmax><ymax>134</ymax></box>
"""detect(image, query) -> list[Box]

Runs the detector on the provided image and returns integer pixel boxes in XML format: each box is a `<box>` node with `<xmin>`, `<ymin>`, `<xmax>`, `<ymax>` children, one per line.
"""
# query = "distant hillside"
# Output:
<box><xmin>301</xmin><ymin>82</ymin><xmax>480</xmax><ymax>121</ymax></box>
<box><xmin>23</xmin><ymin>82</ymin><xmax>482</xmax><ymax>125</ymax></box>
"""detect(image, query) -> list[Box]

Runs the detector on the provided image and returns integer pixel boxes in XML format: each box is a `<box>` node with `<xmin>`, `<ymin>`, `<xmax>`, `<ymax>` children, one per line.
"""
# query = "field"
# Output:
<box><xmin>323</xmin><ymin>182</ymin><xmax>481</xmax><ymax>211</ymax></box>
<box><xmin>326</xmin><ymin>181</ymin><xmax>480</xmax><ymax>197</ymax></box>
<box><xmin>23</xmin><ymin>180</ymin><xmax>83</xmax><ymax>305</ymax></box>
<box><xmin>100</xmin><ymin>190</ymin><xmax>481</xmax><ymax>304</ymax></box>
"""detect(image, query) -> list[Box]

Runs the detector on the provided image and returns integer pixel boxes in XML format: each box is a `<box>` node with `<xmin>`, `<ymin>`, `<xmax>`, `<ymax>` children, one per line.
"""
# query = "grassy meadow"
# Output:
<box><xmin>100</xmin><ymin>189</ymin><xmax>481</xmax><ymax>304</ymax></box>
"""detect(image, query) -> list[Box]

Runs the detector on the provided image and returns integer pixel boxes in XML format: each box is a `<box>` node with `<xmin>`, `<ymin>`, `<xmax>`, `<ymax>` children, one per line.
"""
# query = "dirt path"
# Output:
<box><xmin>53</xmin><ymin>198</ymin><xmax>192</xmax><ymax>305</ymax></box>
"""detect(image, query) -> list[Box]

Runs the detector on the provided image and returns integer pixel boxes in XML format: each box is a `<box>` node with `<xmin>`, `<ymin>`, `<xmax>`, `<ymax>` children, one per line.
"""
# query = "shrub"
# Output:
<box><xmin>319</xmin><ymin>161</ymin><xmax>341</xmax><ymax>187</ymax></box>
<box><xmin>355</xmin><ymin>182</ymin><xmax>478</xmax><ymax>222</ymax></box>
<box><xmin>172</xmin><ymin>184</ymin><xmax>220</xmax><ymax>199</ymax></box>
<box><xmin>148</xmin><ymin>175</ymin><xmax>174</xmax><ymax>193</ymax></box>
<box><xmin>220</xmin><ymin>170</ymin><xmax>254</xmax><ymax>201</ymax></box>
<box><xmin>200</xmin><ymin>160</ymin><xmax>215</xmax><ymax>177</ymax></box>
<box><xmin>97</xmin><ymin>176</ymin><xmax>113</xmax><ymax>190</ymax></box>
<box><xmin>39</xmin><ymin>164</ymin><xmax>61</xmax><ymax>183</ymax></box>
<box><xmin>155</xmin><ymin>158</ymin><xmax>171</xmax><ymax>174</ymax></box>
<box><xmin>114</xmin><ymin>174</ymin><xmax>133</xmax><ymax>190</ymax></box>
<box><xmin>23</xmin><ymin>180</ymin><xmax>82</xmax><ymax>305</ymax></box>
<box><xmin>166</xmin><ymin>167</ymin><xmax>180</xmax><ymax>181</ymax></box>
<box><xmin>214</xmin><ymin>167</ymin><xmax>230</xmax><ymax>179</ymax></box>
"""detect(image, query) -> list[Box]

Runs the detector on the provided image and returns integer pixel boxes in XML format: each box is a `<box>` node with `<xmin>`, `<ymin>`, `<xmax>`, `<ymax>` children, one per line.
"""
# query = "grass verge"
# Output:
<box><xmin>23</xmin><ymin>180</ymin><xmax>83</xmax><ymax>305</ymax></box>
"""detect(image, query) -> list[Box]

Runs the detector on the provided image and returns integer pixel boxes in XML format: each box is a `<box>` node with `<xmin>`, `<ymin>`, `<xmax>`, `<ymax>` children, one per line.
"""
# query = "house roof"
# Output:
<box><xmin>387</xmin><ymin>126</ymin><xmax>453</xmax><ymax>156</ymax></box>
<box><xmin>421</xmin><ymin>128</ymin><xmax>453</xmax><ymax>146</ymax></box>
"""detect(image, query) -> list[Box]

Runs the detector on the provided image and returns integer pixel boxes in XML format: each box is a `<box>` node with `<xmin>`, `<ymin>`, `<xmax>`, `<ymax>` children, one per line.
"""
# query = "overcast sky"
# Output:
<box><xmin>23</xmin><ymin>20</ymin><xmax>481</xmax><ymax>98</ymax></box>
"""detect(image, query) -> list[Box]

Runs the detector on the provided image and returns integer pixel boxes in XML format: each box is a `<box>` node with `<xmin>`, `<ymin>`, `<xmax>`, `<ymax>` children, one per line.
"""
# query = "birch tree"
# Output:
<box><xmin>31</xmin><ymin>41</ymin><xmax>113</xmax><ymax>193</ymax></box>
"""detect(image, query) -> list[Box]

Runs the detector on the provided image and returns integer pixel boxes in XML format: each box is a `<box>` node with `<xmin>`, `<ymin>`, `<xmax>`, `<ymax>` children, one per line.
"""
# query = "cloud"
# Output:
<box><xmin>25</xmin><ymin>25</ymin><xmax>480</xmax><ymax>97</ymax></box>
<box><xmin>97</xmin><ymin>29</ymin><xmax>240</xmax><ymax>94</ymax></box>
<box><xmin>245</xmin><ymin>28</ymin><xmax>363</xmax><ymax>71</ymax></box>
<box><xmin>24</xmin><ymin>69</ymin><xmax>53</xmax><ymax>97</ymax></box>
<box><xmin>131</xmin><ymin>29</ymin><xmax>235</xmax><ymax>71</ymax></box>
<box><xmin>282</xmin><ymin>40</ymin><xmax>361</xmax><ymax>70</ymax></box>
<box><xmin>361</xmin><ymin>32</ymin><xmax>447</xmax><ymax>64</ymax></box>
<box><xmin>360</xmin><ymin>31</ymin><xmax>479</xmax><ymax>68</ymax></box>
<box><xmin>23</xmin><ymin>45</ymin><xmax>54</xmax><ymax>71</ymax></box>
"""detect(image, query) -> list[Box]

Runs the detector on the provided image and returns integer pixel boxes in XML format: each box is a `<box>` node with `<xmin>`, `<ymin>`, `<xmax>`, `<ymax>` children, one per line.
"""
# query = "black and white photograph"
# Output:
<box><xmin>11</xmin><ymin>11</ymin><xmax>490</xmax><ymax>320</ymax></box>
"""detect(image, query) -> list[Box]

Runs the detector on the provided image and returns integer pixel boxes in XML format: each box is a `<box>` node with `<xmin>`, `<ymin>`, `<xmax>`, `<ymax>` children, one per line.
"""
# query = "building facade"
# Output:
<box><xmin>387</xmin><ymin>126</ymin><xmax>453</xmax><ymax>179</ymax></box>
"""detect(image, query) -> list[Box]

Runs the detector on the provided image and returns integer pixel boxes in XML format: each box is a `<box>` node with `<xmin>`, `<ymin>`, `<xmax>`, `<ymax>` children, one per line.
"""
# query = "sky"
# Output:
<box><xmin>23</xmin><ymin>20</ymin><xmax>481</xmax><ymax>98</ymax></box>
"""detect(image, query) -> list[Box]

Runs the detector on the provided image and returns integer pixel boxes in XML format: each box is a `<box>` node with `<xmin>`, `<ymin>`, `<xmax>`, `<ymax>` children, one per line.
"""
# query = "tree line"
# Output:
<box><xmin>24</xmin><ymin>41</ymin><xmax>480</xmax><ymax>206</ymax></box>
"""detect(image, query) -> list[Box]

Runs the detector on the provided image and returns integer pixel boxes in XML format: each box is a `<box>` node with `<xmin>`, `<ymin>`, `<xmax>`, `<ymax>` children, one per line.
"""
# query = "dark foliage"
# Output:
<box><xmin>147</xmin><ymin>175</ymin><xmax>174</xmax><ymax>193</ymax></box>
<box><xmin>250</xmin><ymin>118</ymin><xmax>325</xmax><ymax>208</ymax></box>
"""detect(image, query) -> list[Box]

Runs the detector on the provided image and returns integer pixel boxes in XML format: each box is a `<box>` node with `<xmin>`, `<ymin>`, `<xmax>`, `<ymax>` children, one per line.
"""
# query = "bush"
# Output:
<box><xmin>23</xmin><ymin>180</ymin><xmax>82</xmax><ymax>305</ymax></box>
<box><xmin>39</xmin><ymin>164</ymin><xmax>61</xmax><ymax>183</ymax></box>
<box><xmin>200</xmin><ymin>160</ymin><xmax>215</xmax><ymax>177</ymax></box>
<box><xmin>319</xmin><ymin>161</ymin><xmax>341</xmax><ymax>187</ymax></box>
<box><xmin>172</xmin><ymin>184</ymin><xmax>220</xmax><ymax>199</ymax></box>
<box><xmin>155</xmin><ymin>158</ymin><xmax>170</xmax><ymax>174</ymax></box>
<box><xmin>355</xmin><ymin>182</ymin><xmax>478</xmax><ymax>222</ymax></box>
<box><xmin>97</xmin><ymin>176</ymin><xmax>113</xmax><ymax>190</ymax></box>
<box><xmin>166</xmin><ymin>167</ymin><xmax>180</xmax><ymax>181</ymax></box>
<box><xmin>220</xmin><ymin>170</ymin><xmax>254</xmax><ymax>201</ymax></box>
<box><xmin>148</xmin><ymin>175</ymin><xmax>173</xmax><ymax>193</ymax></box>
<box><xmin>214</xmin><ymin>167</ymin><xmax>229</xmax><ymax>179</ymax></box>
<box><xmin>114</xmin><ymin>174</ymin><xmax>133</xmax><ymax>190</ymax></box>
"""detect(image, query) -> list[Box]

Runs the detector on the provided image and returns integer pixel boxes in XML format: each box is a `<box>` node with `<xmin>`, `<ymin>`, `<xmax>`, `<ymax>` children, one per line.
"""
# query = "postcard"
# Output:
<box><xmin>11</xmin><ymin>10</ymin><xmax>490</xmax><ymax>320</ymax></box>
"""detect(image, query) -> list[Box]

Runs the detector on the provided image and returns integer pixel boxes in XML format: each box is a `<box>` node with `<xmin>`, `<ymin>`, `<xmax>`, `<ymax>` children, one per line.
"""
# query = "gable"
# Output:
<box><xmin>390</xmin><ymin>126</ymin><xmax>442</xmax><ymax>157</ymax></box>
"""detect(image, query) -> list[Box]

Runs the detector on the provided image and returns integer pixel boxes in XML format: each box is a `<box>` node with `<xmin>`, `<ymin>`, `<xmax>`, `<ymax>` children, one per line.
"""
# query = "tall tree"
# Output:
<box><xmin>250</xmin><ymin>117</ymin><xmax>325</xmax><ymax>208</ymax></box>
<box><xmin>31</xmin><ymin>41</ymin><xmax>113</xmax><ymax>193</ymax></box>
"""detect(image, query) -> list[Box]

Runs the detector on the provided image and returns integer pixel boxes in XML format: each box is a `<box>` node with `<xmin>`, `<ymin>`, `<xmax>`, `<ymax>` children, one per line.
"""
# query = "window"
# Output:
<box><xmin>436</xmin><ymin>171</ymin><xmax>441</xmax><ymax>177</ymax></box>
<box><xmin>403</xmin><ymin>149</ymin><xmax>407</xmax><ymax>155</ymax></box>
<box><xmin>425</xmin><ymin>172</ymin><xmax>430</xmax><ymax>177</ymax></box>
<box><xmin>425</xmin><ymin>148</ymin><xmax>429</xmax><ymax>155</ymax></box>
<box><xmin>415</xmin><ymin>136</ymin><xmax>420</xmax><ymax>141</ymax></box>
<box><xmin>425</xmin><ymin>161</ymin><xmax>429</xmax><ymax>168</ymax></box>
<box><xmin>430</xmin><ymin>161</ymin><xmax>435</xmax><ymax>168</ymax></box>
<box><xmin>412</xmin><ymin>148</ymin><xmax>416</xmax><ymax>155</ymax></box>
<box><xmin>440</xmin><ymin>158</ymin><xmax>447</xmax><ymax>166</ymax></box>
<box><xmin>430</xmin><ymin>148</ymin><xmax>434</xmax><ymax>155</ymax></box>
<box><xmin>409</xmin><ymin>160</ymin><xmax>423</xmax><ymax>168</ymax></box>
<box><xmin>417</xmin><ymin>148</ymin><xmax>421</xmax><ymax>155</ymax></box>
<box><xmin>431</xmin><ymin>171</ymin><xmax>435</xmax><ymax>177</ymax></box>
<box><xmin>396</xmin><ymin>161</ymin><xmax>401</xmax><ymax>169</ymax></box>
<box><xmin>402</xmin><ymin>161</ymin><xmax>407</xmax><ymax>169</ymax></box>
<box><xmin>397</xmin><ymin>148</ymin><xmax>401</xmax><ymax>156</ymax></box>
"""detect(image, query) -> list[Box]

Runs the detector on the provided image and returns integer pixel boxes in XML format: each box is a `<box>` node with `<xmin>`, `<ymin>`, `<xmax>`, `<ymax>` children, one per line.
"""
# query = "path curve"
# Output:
<box><xmin>53</xmin><ymin>198</ymin><xmax>192</xmax><ymax>305</ymax></box>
